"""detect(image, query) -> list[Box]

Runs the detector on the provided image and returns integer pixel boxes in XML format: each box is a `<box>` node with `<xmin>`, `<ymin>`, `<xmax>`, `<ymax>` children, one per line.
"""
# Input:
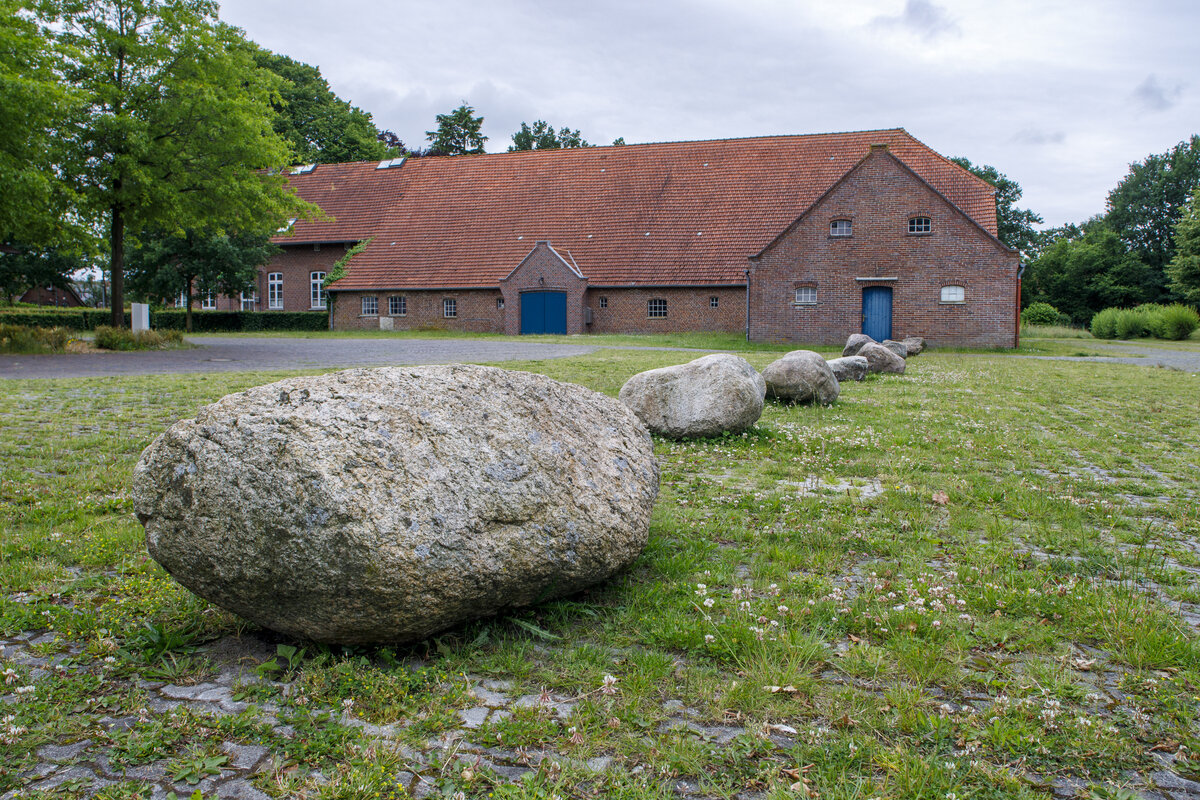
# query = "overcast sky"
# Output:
<box><xmin>217</xmin><ymin>0</ymin><xmax>1197</xmax><ymax>228</ymax></box>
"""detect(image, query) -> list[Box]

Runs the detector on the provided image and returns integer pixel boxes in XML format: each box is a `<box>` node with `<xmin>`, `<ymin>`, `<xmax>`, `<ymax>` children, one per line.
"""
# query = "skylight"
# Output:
<box><xmin>376</xmin><ymin>157</ymin><xmax>407</xmax><ymax>170</ymax></box>
<box><xmin>291</xmin><ymin>164</ymin><xmax>316</xmax><ymax>175</ymax></box>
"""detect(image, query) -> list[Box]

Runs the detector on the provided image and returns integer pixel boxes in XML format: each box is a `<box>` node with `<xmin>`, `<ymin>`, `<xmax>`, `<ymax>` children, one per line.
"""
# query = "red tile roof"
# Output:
<box><xmin>274</xmin><ymin>129</ymin><xmax>998</xmax><ymax>290</ymax></box>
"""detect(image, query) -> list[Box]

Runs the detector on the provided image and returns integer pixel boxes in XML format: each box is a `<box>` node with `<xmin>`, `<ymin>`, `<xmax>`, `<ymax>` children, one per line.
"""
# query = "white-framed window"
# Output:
<box><xmin>709</xmin><ymin>296</ymin><xmax>719</xmax><ymax>308</ymax></box>
<box><xmin>909</xmin><ymin>216</ymin><xmax>932</xmax><ymax>234</ymax></box>
<box><xmin>940</xmin><ymin>285</ymin><xmax>966</xmax><ymax>304</ymax></box>
<box><xmin>830</xmin><ymin>219</ymin><xmax>853</xmax><ymax>237</ymax></box>
<box><xmin>389</xmin><ymin>295</ymin><xmax>406</xmax><ymax>316</ymax></box>
<box><xmin>361</xmin><ymin>295</ymin><xmax>378</xmax><ymax>315</ymax></box>
<box><xmin>310</xmin><ymin>271</ymin><xmax>327</xmax><ymax>309</ymax></box>
<box><xmin>598</xmin><ymin>296</ymin><xmax>608</xmax><ymax>309</ymax></box>
<box><xmin>648</xmin><ymin>298</ymin><xmax>668</xmax><ymax>318</ymax></box>
<box><xmin>240</xmin><ymin>291</ymin><xmax>258</xmax><ymax>311</ymax></box>
<box><xmin>794</xmin><ymin>287</ymin><xmax>817</xmax><ymax>305</ymax></box>
<box><xmin>443</xmin><ymin>298</ymin><xmax>457</xmax><ymax>318</ymax></box>
<box><xmin>268</xmin><ymin>273</ymin><xmax>283</xmax><ymax>309</ymax></box>
<box><xmin>497</xmin><ymin>297</ymin><xmax>505</xmax><ymax>310</ymax></box>
<box><xmin>176</xmin><ymin>292</ymin><xmax>186</xmax><ymax>308</ymax></box>
<box><xmin>201</xmin><ymin>290</ymin><xmax>216</xmax><ymax>310</ymax></box>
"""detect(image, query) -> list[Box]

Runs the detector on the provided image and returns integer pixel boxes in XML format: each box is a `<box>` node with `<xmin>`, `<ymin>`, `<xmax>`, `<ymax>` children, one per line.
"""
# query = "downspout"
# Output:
<box><xmin>1015</xmin><ymin>261</ymin><xmax>1026</xmax><ymax>348</ymax></box>
<box><xmin>744</xmin><ymin>269</ymin><xmax>751</xmax><ymax>342</ymax></box>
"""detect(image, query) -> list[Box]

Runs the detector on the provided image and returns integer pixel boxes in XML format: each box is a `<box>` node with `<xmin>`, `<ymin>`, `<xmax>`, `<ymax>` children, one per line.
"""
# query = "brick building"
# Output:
<box><xmin>266</xmin><ymin>129</ymin><xmax>1020</xmax><ymax>346</ymax></box>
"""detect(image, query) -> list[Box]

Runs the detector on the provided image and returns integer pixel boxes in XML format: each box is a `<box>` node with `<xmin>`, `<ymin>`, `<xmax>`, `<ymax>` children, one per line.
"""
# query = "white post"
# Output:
<box><xmin>131</xmin><ymin>303</ymin><xmax>150</xmax><ymax>332</ymax></box>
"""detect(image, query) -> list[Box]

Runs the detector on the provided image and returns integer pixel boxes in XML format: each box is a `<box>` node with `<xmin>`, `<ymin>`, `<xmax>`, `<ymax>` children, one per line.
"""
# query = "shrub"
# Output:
<box><xmin>1114</xmin><ymin>308</ymin><xmax>1148</xmax><ymax>339</ymax></box>
<box><xmin>1158</xmin><ymin>304</ymin><xmax>1200</xmax><ymax>340</ymax></box>
<box><xmin>1090</xmin><ymin>307</ymin><xmax>1120</xmax><ymax>339</ymax></box>
<box><xmin>0</xmin><ymin>324</ymin><xmax>71</xmax><ymax>354</ymax></box>
<box><xmin>1021</xmin><ymin>302</ymin><xmax>1063</xmax><ymax>326</ymax></box>
<box><xmin>94</xmin><ymin>325</ymin><xmax>184</xmax><ymax>351</ymax></box>
<box><xmin>0</xmin><ymin>309</ymin><xmax>328</xmax><ymax>332</ymax></box>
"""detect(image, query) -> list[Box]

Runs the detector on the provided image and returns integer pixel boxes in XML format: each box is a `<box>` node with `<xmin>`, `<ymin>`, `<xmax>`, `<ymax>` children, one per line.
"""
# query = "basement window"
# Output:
<box><xmin>794</xmin><ymin>287</ymin><xmax>817</xmax><ymax>305</ymax></box>
<box><xmin>361</xmin><ymin>295</ymin><xmax>378</xmax><ymax>316</ymax></box>
<box><xmin>648</xmin><ymin>298</ymin><xmax>668</xmax><ymax>318</ymax></box>
<box><xmin>940</xmin><ymin>285</ymin><xmax>965</xmax><ymax>304</ymax></box>
<box><xmin>909</xmin><ymin>216</ymin><xmax>932</xmax><ymax>234</ymax></box>
<box><xmin>443</xmin><ymin>298</ymin><xmax>457</xmax><ymax>318</ymax></box>
<box><xmin>830</xmin><ymin>219</ymin><xmax>853</xmax><ymax>237</ymax></box>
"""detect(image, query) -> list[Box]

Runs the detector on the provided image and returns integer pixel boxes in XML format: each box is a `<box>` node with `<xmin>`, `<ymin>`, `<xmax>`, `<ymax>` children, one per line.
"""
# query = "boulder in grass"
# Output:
<box><xmin>902</xmin><ymin>336</ymin><xmax>926</xmax><ymax>355</ymax></box>
<box><xmin>133</xmin><ymin>365</ymin><xmax>659</xmax><ymax>645</ymax></box>
<box><xmin>881</xmin><ymin>339</ymin><xmax>909</xmax><ymax>359</ymax></box>
<box><xmin>842</xmin><ymin>333</ymin><xmax>874</xmax><ymax>357</ymax></box>
<box><xmin>858</xmin><ymin>342</ymin><xmax>906</xmax><ymax>374</ymax></box>
<box><xmin>826</xmin><ymin>355</ymin><xmax>868</xmax><ymax>382</ymax></box>
<box><xmin>762</xmin><ymin>350</ymin><xmax>840</xmax><ymax>405</ymax></box>
<box><xmin>618</xmin><ymin>354</ymin><xmax>766</xmax><ymax>438</ymax></box>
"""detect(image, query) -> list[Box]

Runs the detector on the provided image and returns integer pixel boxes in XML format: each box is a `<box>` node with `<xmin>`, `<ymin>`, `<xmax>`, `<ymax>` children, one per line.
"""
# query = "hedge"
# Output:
<box><xmin>0</xmin><ymin>308</ymin><xmax>328</xmax><ymax>332</ymax></box>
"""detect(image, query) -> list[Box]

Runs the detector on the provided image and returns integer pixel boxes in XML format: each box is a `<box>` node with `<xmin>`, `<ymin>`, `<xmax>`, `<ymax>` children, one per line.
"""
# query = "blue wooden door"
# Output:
<box><xmin>861</xmin><ymin>287</ymin><xmax>893</xmax><ymax>341</ymax></box>
<box><xmin>520</xmin><ymin>291</ymin><xmax>567</xmax><ymax>334</ymax></box>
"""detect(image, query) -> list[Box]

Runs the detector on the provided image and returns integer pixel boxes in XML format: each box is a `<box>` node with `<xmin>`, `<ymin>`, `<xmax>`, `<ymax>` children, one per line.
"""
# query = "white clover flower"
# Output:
<box><xmin>704</xmin><ymin>634</ymin><xmax>715</xmax><ymax>643</ymax></box>
<box><xmin>600</xmin><ymin>674</ymin><xmax>618</xmax><ymax>694</ymax></box>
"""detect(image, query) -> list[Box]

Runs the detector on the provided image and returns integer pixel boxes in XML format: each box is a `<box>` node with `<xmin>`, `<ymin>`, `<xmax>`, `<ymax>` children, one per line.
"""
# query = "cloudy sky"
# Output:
<box><xmin>218</xmin><ymin>0</ymin><xmax>1197</xmax><ymax>228</ymax></box>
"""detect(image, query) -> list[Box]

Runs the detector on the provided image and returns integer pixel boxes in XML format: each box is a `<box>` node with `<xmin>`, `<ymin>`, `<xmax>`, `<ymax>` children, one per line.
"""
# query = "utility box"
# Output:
<box><xmin>379</xmin><ymin>316</ymin><xmax>394</xmax><ymax>331</ymax></box>
<box><xmin>131</xmin><ymin>303</ymin><xmax>150</xmax><ymax>332</ymax></box>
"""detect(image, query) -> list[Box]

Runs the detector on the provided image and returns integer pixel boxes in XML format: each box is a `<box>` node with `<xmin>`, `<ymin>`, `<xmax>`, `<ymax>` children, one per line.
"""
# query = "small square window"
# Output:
<box><xmin>940</xmin><ymin>285</ymin><xmax>965</xmax><ymax>303</ymax></box>
<box><xmin>830</xmin><ymin>219</ymin><xmax>853</xmax><ymax>237</ymax></box>
<box><xmin>389</xmin><ymin>295</ymin><xmax>406</xmax><ymax>316</ymax></box>
<box><xmin>497</xmin><ymin>297</ymin><xmax>505</xmax><ymax>310</ymax></box>
<box><xmin>909</xmin><ymin>216</ymin><xmax>932</xmax><ymax>234</ymax></box>
<box><xmin>709</xmin><ymin>296</ymin><xmax>719</xmax><ymax>309</ymax></box>
<box><xmin>361</xmin><ymin>295</ymin><xmax>378</xmax><ymax>316</ymax></box>
<box><xmin>598</xmin><ymin>296</ymin><xmax>608</xmax><ymax>309</ymax></box>
<box><xmin>648</xmin><ymin>298</ymin><xmax>668</xmax><ymax>318</ymax></box>
<box><xmin>443</xmin><ymin>298</ymin><xmax>457</xmax><ymax>318</ymax></box>
<box><xmin>794</xmin><ymin>287</ymin><xmax>817</xmax><ymax>305</ymax></box>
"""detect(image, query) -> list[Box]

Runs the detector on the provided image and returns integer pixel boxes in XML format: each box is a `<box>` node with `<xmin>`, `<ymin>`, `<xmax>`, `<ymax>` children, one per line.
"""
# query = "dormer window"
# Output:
<box><xmin>909</xmin><ymin>216</ymin><xmax>932</xmax><ymax>234</ymax></box>
<box><xmin>830</xmin><ymin>219</ymin><xmax>853</xmax><ymax>237</ymax></box>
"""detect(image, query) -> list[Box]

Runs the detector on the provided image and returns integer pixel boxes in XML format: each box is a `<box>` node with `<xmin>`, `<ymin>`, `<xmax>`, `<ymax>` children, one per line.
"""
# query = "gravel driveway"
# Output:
<box><xmin>0</xmin><ymin>336</ymin><xmax>600</xmax><ymax>379</ymax></box>
<box><xmin>1029</xmin><ymin>342</ymin><xmax>1200</xmax><ymax>373</ymax></box>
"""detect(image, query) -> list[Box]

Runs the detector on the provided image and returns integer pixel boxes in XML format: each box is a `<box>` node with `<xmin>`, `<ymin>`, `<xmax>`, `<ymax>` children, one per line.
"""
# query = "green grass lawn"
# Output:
<box><xmin>2</xmin><ymin>350</ymin><xmax>1199</xmax><ymax>798</ymax></box>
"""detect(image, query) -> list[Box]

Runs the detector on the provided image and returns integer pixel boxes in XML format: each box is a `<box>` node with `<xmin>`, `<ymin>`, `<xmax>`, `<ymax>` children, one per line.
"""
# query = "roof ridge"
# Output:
<box><xmin>894</xmin><ymin>129</ymin><xmax>999</xmax><ymax>195</ymax></box>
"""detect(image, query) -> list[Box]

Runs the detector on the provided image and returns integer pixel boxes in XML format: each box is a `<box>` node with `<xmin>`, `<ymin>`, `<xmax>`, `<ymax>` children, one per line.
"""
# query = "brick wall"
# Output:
<box><xmin>499</xmin><ymin>243</ymin><xmax>588</xmax><ymax>335</ymax></box>
<box><xmin>330</xmin><ymin>289</ymin><xmax>505</xmax><ymax>332</ymax></box>
<box><xmin>585</xmin><ymin>287</ymin><xmax>746</xmax><ymax>334</ymax></box>
<box><xmin>748</xmin><ymin>148</ymin><xmax>1019</xmax><ymax>347</ymax></box>
<box><xmin>185</xmin><ymin>242</ymin><xmax>356</xmax><ymax>312</ymax></box>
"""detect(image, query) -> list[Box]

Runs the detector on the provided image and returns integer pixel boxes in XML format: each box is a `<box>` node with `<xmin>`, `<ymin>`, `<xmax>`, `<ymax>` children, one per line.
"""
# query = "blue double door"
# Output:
<box><xmin>861</xmin><ymin>286</ymin><xmax>893</xmax><ymax>341</ymax></box>
<box><xmin>520</xmin><ymin>291</ymin><xmax>567</xmax><ymax>335</ymax></box>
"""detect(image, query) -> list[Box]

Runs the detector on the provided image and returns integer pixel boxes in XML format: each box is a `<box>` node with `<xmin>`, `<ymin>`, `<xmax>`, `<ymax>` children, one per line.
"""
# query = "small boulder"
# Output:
<box><xmin>881</xmin><ymin>339</ymin><xmax>909</xmax><ymax>359</ymax></box>
<box><xmin>842</xmin><ymin>333</ymin><xmax>874</xmax><ymax>357</ymax></box>
<box><xmin>762</xmin><ymin>350</ymin><xmax>840</xmax><ymax>405</ymax></box>
<box><xmin>133</xmin><ymin>365</ymin><xmax>659</xmax><ymax>645</ymax></box>
<box><xmin>902</xmin><ymin>336</ymin><xmax>926</xmax><ymax>355</ymax></box>
<box><xmin>618</xmin><ymin>354</ymin><xmax>766</xmax><ymax>438</ymax></box>
<box><xmin>826</xmin><ymin>355</ymin><xmax>868</xmax><ymax>382</ymax></box>
<box><xmin>859</xmin><ymin>342</ymin><xmax>906</xmax><ymax>374</ymax></box>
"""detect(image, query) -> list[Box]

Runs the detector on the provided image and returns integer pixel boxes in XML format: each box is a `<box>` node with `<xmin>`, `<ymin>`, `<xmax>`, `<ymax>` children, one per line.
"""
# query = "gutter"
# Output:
<box><xmin>744</xmin><ymin>269</ymin><xmax>751</xmax><ymax>342</ymax></box>
<box><xmin>1015</xmin><ymin>261</ymin><xmax>1026</xmax><ymax>348</ymax></box>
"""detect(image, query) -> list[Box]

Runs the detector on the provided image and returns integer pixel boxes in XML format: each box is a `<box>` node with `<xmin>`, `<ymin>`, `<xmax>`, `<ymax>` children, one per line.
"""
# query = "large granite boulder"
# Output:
<box><xmin>858</xmin><ymin>342</ymin><xmax>907</xmax><ymax>374</ymax></box>
<box><xmin>842</xmin><ymin>333</ymin><xmax>874</xmax><ymax>357</ymax></box>
<box><xmin>618</xmin><ymin>354</ymin><xmax>766</xmax><ymax>438</ymax></box>
<box><xmin>902</xmin><ymin>336</ymin><xmax>926</xmax><ymax>355</ymax></box>
<box><xmin>132</xmin><ymin>365</ymin><xmax>659</xmax><ymax>645</ymax></box>
<box><xmin>762</xmin><ymin>350</ymin><xmax>840</xmax><ymax>405</ymax></box>
<box><xmin>826</xmin><ymin>355</ymin><xmax>868</xmax><ymax>382</ymax></box>
<box><xmin>881</xmin><ymin>339</ymin><xmax>910</xmax><ymax>359</ymax></box>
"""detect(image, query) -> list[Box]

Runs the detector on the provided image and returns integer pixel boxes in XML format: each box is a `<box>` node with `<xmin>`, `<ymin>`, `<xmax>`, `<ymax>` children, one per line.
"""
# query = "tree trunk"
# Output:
<box><xmin>110</xmin><ymin>204</ymin><xmax>125</xmax><ymax>328</ymax></box>
<box><xmin>185</xmin><ymin>277</ymin><xmax>193</xmax><ymax>333</ymax></box>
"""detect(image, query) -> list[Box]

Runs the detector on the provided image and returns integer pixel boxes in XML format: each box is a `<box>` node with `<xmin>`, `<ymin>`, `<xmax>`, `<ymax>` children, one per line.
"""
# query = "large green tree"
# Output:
<box><xmin>950</xmin><ymin>157</ymin><xmax>1044</xmax><ymax>257</ymax></box>
<box><xmin>1105</xmin><ymin>135</ymin><xmax>1200</xmax><ymax>274</ymax></box>
<box><xmin>250</xmin><ymin>48</ymin><xmax>393</xmax><ymax>164</ymax></box>
<box><xmin>508</xmin><ymin>120</ymin><xmax>591</xmax><ymax>151</ymax></box>
<box><xmin>40</xmin><ymin>0</ymin><xmax>313</xmax><ymax>327</ymax></box>
<box><xmin>1024</xmin><ymin>228</ymin><xmax>1156</xmax><ymax>323</ymax></box>
<box><xmin>1166</xmin><ymin>186</ymin><xmax>1200</xmax><ymax>306</ymax></box>
<box><xmin>0</xmin><ymin>2</ymin><xmax>77</xmax><ymax>249</ymax></box>
<box><xmin>425</xmin><ymin>103</ymin><xmax>486</xmax><ymax>156</ymax></box>
<box><xmin>127</xmin><ymin>229</ymin><xmax>277</xmax><ymax>331</ymax></box>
